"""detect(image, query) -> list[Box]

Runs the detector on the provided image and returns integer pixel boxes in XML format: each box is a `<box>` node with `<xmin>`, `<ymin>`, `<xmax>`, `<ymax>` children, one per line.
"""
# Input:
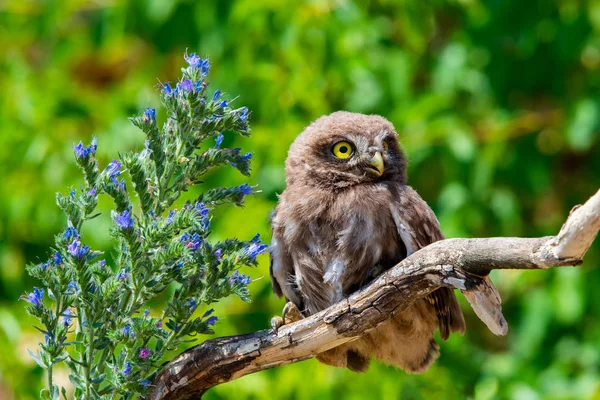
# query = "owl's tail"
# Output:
<box><xmin>316</xmin><ymin>299</ymin><xmax>441</xmax><ymax>373</ymax></box>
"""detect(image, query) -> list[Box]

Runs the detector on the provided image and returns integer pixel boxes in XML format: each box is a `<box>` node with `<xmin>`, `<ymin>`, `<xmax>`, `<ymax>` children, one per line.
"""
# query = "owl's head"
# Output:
<box><xmin>286</xmin><ymin>111</ymin><xmax>407</xmax><ymax>189</ymax></box>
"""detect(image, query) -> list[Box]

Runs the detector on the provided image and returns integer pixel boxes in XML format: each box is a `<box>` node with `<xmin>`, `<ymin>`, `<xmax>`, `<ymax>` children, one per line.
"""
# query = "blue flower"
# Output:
<box><xmin>70</xmin><ymin>189</ymin><xmax>76</xmax><ymax>198</ymax></box>
<box><xmin>123</xmin><ymin>361</ymin><xmax>132</xmax><ymax>376</ymax></box>
<box><xmin>123</xmin><ymin>325</ymin><xmax>132</xmax><ymax>336</ymax></box>
<box><xmin>105</xmin><ymin>160</ymin><xmax>121</xmax><ymax>178</ymax></box>
<box><xmin>212</xmin><ymin>90</ymin><xmax>221</xmax><ymax>100</ymax></box>
<box><xmin>237</xmin><ymin>184</ymin><xmax>253</xmax><ymax>196</ymax></box>
<box><xmin>215</xmin><ymin>133</ymin><xmax>224</xmax><ymax>149</ymax></box>
<box><xmin>41</xmin><ymin>262</ymin><xmax>48</xmax><ymax>271</ymax></box>
<box><xmin>144</xmin><ymin>309</ymin><xmax>150</xmax><ymax>317</ymax></box>
<box><xmin>114</xmin><ymin>209</ymin><xmax>134</xmax><ymax>229</ymax></box>
<box><xmin>219</xmin><ymin>100</ymin><xmax>228</xmax><ymax>108</ymax></box>
<box><xmin>202</xmin><ymin>308</ymin><xmax>214</xmax><ymax>318</ymax></box>
<box><xmin>205</xmin><ymin>316</ymin><xmax>218</xmax><ymax>326</ymax></box>
<box><xmin>53</xmin><ymin>251</ymin><xmax>63</xmax><ymax>265</ymax></box>
<box><xmin>73</xmin><ymin>138</ymin><xmax>97</xmax><ymax>159</ymax></box>
<box><xmin>62</xmin><ymin>309</ymin><xmax>73</xmax><ymax>327</ymax></box>
<box><xmin>180</xmin><ymin>80</ymin><xmax>193</xmax><ymax>92</ymax></box>
<box><xmin>179</xmin><ymin>232</ymin><xmax>190</xmax><ymax>242</ymax></box>
<box><xmin>162</xmin><ymin>82</ymin><xmax>172</xmax><ymax>95</ymax></box>
<box><xmin>240</xmin><ymin>152</ymin><xmax>252</xmax><ymax>161</ymax></box>
<box><xmin>98</xmin><ymin>260</ymin><xmax>106</xmax><ymax>268</ymax></box>
<box><xmin>184</xmin><ymin>52</ymin><xmax>202</xmax><ymax>68</ymax></box>
<box><xmin>140</xmin><ymin>379</ymin><xmax>151</xmax><ymax>387</ymax></box>
<box><xmin>238</xmin><ymin>107</ymin><xmax>249</xmax><ymax>122</ymax></box>
<box><xmin>195</xmin><ymin>202</ymin><xmax>209</xmax><ymax>217</ymax></box>
<box><xmin>118</xmin><ymin>268</ymin><xmax>129</xmax><ymax>281</ymax></box>
<box><xmin>214</xmin><ymin>248</ymin><xmax>222</xmax><ymax>260</ymax></box>
<box><xmin>68</xmin><ymin>239</ymin><xmax>89</xmax><ymax>259</ymax></box>
<box><xmin>87</xmin><ymin>187</ymin><xmax>97</xmax><ymax>196</ymax></box>
<box><xmin>144</xmin><ymin>107</ymin><xmax>156</xmax><ymax>121</ymax></box>
<box><xmin>24</xmin><ymin>287</ymin><xmax>44</xmax><ymax>307</ymax></box>
<box><xmin>186</xmin><ymin>233</ymin><xmax>201</xmax><ymax>251</ymax></box>
<box><xmin>193</xmin><ymin>81</ymin><xmax>203</xmax><ymax>91</ymax></box>
<box><xmin>66</xmin><ymin>281</ymin><xmax>79</xmax><ymax>295</ymax></box>
<box><xmin>229</xmin><ymin>270</ymin><xmax>252</xmax><ymax>285</ymax></box>
<box><xmin>166</xmin><ymin>210</ymin><xmax>175</xmax><ymax>224</ymax></box>
<box><xmin>187</xmin><ymin>299</ymin><xmax>197</xmax><ymax>309</ymax></box>
<box><xmin>63</xmin><ymin>227</ymin><xmax>79</xmax><ymax>240</ymax></box>
<box><xmin>243</xmin><ymin>242</ymin><xmax>268</xmax><ymax>260</ymax></box>
<box><xmin>251</xmin><ymin>233</ymin><xmax>260</xmax><ymax>243</ymax></box>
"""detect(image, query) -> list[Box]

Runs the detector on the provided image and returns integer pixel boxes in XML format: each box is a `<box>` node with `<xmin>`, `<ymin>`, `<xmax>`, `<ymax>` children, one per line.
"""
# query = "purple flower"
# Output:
<box><xmin>53</xmin><ymin>251</ymin><xmax>63</xmax><ymax>265</ymax></box>
<box><xmin>98</xmin><ymin>260</ymin><xmax>106</xmax><ymax>268</ymax></box>
<box><xmin>118</xmin><ymin>268</ymin><xmax>129</xmax><ymax>281</ymax></box>
<box><xmin>214</xmin><ymin>248</ymin><xmax>222</xmax><ymax>260</ymax></box>
<box><xmin>243</xmin><ymin>243</ymin><xmax>268</xmax><ymax>260</ymax></box>
<box><xmin>162</xmin><ymin>82</ymin><xmax>172</xmax><ymax>95</ymax></box>
<box><xmin>156</xmin><ymin>321</ymin><xmax>163</xmax><ymax>328</ymax></box>
<box><xmin>237</xmin><ymin>184</ymin><xmax>253</xmax><ymax>196</ymax></box>
<box><xmin>144</xmin><ymin>107</ymin><xmax>156</xmax><ymax>121</ymax></box>
<box><xmin>63</xmin><ymin>227</ymin><xmax>79</xmax><ymax>240</ymax></box>
<box><xmin>87</xmin><ymin>187</ymin><xmax>97</xmax><ymax>196</ymax></box>
<box><xmin>205</xmin><ymin>316</ymin><xmax>218</xmax><ymax>326</ymax></box>
<box><xmin>105</xmin><ymin>160</ymin><xmax>121</xmax><ymax>178</ymax></box>
<box><xmin>68</xmin><ymin>239</ymin><xmax>89</xmax><ymax>259</ymax></box>
<box><xmin>212</xmin><ymin>90</ymin><xmax>221</xmax><ymax>100</ymax></box>
<box><xmin>114</xmin><ymin>209</ymin><xmax>134</xmax><ymax>229</ymax></box>
<box><xmin>215</xmin><ymin>133</ymin><xmax>224</xmax><ymax>149</ymax></box>
<box><xmin>23</xmin><ymin>287</ymin><xmax>44</xmax><ymax>307</ymax></box>
<box><xmin>139</xmin><ymin>348</ymin><xmax>150</xmax><ymax>359</ymax></box>
<box><xmin>184</xmin><ymin>52</ymin><xmax>202</xmax><ymax>68</ymax></box>
<box><xmin>62</xmin><ymin>309</ymin><xmax>73</xmax><ymax>327</ymax></box>
<box><xmin>123</xmin><ymin>362</ymin><xmax>132</xmax><ymax>376</ymax></box>
<box><xmin>180</xmin><ymin>80</ymin><xmax>193</xmax><ymax>92</ymax></box>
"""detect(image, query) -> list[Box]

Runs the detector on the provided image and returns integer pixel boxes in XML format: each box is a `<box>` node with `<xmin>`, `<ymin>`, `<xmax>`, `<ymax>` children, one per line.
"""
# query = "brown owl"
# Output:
<box><xmin>269</xmin><ymin>111</ymin><xmax>466</xmax><ymax>373</ymax></box>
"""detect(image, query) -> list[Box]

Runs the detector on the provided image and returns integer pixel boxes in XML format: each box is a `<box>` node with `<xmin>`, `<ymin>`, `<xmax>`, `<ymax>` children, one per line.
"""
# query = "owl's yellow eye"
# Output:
<box><xmin>383</xmin><ymin>141</ymin><xmax>389</xmax><ymax>152</ymax></box>
<box><xmin>332</xmin><ymin>141</ymin><xmax>353</xmax><ymax>159</ymax></box>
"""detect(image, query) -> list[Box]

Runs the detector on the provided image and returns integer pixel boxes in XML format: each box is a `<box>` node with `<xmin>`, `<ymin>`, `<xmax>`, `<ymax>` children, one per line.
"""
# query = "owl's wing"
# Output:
<box><xmin>269</xmin><ymin>210</ymin><xmax>304</xmax><ymax>310</ymax></box>
<box><xmin>391</xmin><ymin>185</ymin><xmax>466</xmax><ymax>340</ymax></box>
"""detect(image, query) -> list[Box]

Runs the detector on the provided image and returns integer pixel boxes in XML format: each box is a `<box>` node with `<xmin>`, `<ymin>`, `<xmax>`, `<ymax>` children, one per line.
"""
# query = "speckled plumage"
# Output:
<box><xmin>270</xmin><ymin>111</ymin><xmax>465</xmax><ymax>373</ymax></box>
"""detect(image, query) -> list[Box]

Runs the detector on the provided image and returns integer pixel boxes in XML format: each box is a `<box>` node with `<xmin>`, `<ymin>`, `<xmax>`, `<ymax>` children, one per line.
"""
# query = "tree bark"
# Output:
<box><xmin>149</xmin><ymin>188</ymin><xmax>600</xmax><ymax>400</ymax></box>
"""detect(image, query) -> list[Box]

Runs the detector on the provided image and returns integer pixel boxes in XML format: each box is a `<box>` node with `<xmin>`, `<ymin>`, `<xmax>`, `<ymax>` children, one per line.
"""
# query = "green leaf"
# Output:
<box><xmin>26</xmin><ymin>348</ymin><xmax>47</xmax><ymax>368</ymax></box>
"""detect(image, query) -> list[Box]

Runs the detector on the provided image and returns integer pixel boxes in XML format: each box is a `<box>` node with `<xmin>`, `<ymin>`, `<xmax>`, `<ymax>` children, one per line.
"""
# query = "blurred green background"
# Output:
<box><xmin>1</xmin><ymin>0</ymin><xmax>599</xmax><ymax>399</ymax></box>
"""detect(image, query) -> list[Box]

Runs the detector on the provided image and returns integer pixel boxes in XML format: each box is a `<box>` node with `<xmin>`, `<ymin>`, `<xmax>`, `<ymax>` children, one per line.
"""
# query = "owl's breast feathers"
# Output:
<box><xmin>270</xmin><ymin>181</ymin><xmax>465</xmax><ymax>337</ymax></box>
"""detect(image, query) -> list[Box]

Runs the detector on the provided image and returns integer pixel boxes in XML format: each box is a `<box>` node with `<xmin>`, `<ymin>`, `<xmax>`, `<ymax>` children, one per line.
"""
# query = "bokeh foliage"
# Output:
<box><xmin>0</xmin><ymin>0</ymin><xmax>599</xmax><ymax>399</ymax></box>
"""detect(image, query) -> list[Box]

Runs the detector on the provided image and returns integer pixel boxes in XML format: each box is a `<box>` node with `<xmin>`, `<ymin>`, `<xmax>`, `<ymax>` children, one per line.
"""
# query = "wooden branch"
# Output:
<box><xmin>149</xmin><ymin>188</ymin><xmax>600</xmax><ymax>400</ymax></box>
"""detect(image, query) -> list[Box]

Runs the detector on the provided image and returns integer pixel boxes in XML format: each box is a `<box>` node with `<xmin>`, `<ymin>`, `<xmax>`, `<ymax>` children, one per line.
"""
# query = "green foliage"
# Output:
<box><xmin>0</xmin><ymin>1</ymin><xmax>599</xmax><ymax>399</ymax></box>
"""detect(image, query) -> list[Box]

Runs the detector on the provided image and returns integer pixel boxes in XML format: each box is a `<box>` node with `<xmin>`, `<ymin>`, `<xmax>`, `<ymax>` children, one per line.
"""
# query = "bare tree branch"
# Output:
<box><xmin>149</xmin><ymin>188</ymin><xmax>600</xmax><ymax>400</ymax></box>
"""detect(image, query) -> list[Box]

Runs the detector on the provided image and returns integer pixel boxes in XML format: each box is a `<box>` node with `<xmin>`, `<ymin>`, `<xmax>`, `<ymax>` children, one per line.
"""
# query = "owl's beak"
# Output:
<box><xmin>367</xmin><ymin>152</ymin><xmax>384</xmax><ymax>176</ymax></box>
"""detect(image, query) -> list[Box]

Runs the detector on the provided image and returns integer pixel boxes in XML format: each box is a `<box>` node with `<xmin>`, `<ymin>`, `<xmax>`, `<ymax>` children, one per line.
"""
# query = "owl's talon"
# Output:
<box><xmin>282</xmin><ymin>301</ymin><xmax>303</xmax><ymax>324</ymax></box>
<box><xmin>271</xmin><ymin>302</ymin><xmax>303</xmax><ymax>333</ymax></box>
<box><xmin>271</xmin><ymin>316</ymin><xmax>284</xmax><ymax>333</ymax></box>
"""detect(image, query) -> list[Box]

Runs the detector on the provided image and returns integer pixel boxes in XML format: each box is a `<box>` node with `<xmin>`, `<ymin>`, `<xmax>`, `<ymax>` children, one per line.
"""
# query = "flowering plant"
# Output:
<box><xmin>23</xmin><ymin>53</ymin><xmax>266</xmax><ymax>399</ymax></box>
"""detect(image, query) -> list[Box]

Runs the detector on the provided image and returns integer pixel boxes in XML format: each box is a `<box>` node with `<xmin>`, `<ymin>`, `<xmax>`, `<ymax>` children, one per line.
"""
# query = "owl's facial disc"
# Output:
<box><xmin>366</xmin><ymin>151</ymin><xmax>384</xmax><ymax>177</ymax></box>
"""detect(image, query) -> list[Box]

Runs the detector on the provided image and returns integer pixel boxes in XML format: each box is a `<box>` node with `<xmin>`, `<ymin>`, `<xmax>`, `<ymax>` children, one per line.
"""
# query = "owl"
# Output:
<box><xmin>269</xmin><ymin>111</ymin><xmax>466</xmax><ymax>373</ymax></box>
